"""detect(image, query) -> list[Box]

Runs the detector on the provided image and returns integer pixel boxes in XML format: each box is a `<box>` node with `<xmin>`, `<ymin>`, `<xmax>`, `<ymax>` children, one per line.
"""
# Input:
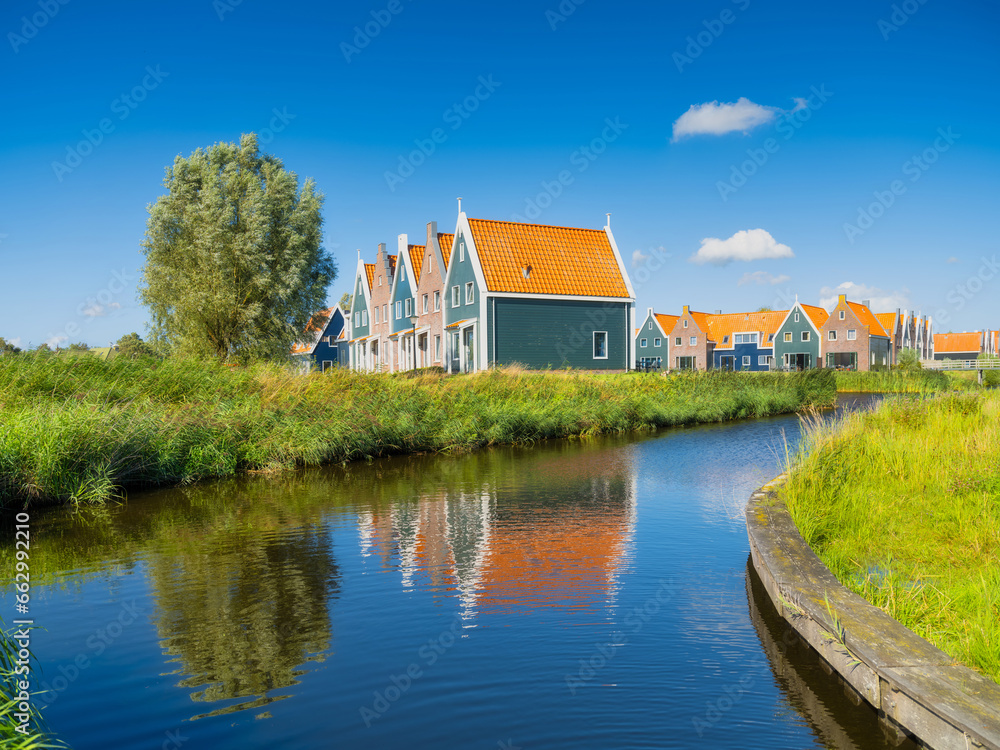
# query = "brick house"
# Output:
<box><xmin>822</xmin><ymin>295</ymin><xmax>891</xmax><ymax>371</ymax></box>
<box><xmin>668</xmin><ymin>306</ymin><xmax>714</xmax><ymax>371</ymax></box>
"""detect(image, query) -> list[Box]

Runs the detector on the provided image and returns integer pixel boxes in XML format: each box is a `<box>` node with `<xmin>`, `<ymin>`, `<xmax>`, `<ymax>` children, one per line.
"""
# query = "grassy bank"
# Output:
<box><xmin>832</xmin><ymin>369</ymin><xmax>976</xmax><ymax>393</ymax></box>
<box><xmin>0</xmin><ymin>354</ymin><xmax>834</xmax><ymax>508</ymax></box>
<box><xmin>779</xmin><ymin>392</ymin><xmax>1000</xmax><ymax>684</ymax></box>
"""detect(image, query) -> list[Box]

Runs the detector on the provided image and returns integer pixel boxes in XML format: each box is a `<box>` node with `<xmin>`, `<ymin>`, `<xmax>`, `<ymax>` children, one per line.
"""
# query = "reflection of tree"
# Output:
<box><xmin>147</xmin><ymin>526</ymin><xmax>339</xmax><ymax>719</ymax></box>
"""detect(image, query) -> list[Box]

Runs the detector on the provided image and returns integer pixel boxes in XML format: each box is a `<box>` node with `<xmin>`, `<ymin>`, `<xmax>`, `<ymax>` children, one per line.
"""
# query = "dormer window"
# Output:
<box><xmin>522</xmin><ymin>266</ymin><xmax>531</xmax><ymax>280</ymax></box>
<box><xmin>723</xmin><ymin>335</ymin><xmax>730</xmax><ymax>344</ymax></box>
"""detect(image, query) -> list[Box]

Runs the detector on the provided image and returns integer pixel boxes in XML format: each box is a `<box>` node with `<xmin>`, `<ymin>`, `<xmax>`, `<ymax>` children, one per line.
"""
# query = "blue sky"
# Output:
<box><xmin>2</xmin><ymin>0</ymin><xmax>998</xmax><ymax>348</ymax></box>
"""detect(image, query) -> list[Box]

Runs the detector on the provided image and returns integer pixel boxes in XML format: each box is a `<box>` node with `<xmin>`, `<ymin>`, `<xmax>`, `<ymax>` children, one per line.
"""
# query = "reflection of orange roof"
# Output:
<box><xmin>467</xmin><ymin>218</ymin><xmax>629</xmax><ymax>298</ymax></box>
<box><xmin>707</xmin><ymin>311</ymin><xmax>788</xmax><ymax>350</ymax></box>
<box><xmin>408</xmin><ymin>244</ymin><xmax>425</xmax><ymax>285</ymax></box>
<box><xmin>654</xmin><ymin>314</ymin><xmax>680</xmax><ymax>336</ymax></box>
<box><xmin>438</xmin><ymin>233</ymin><xmax>454</xmax><ymax>269</ymax></box>
<box><xmin>847</xmin><ymin>301</ymin><xmax>889</xmax><ymax>338</ymax></box>
<box><xmin>934</xmin><ymin>332</ymin><xmax>983</xmax><ymax>353</ymax></box>
<box><xmin>364</xmin><ymin>264</ymin><xmax>376</xmax><ymax>292</ymax></box>
<box><xmin>875</xmin><ymin>312</ymin><xmax>897</xmax><ymax>336</ymax></box>
<box><xmin>799</xmin><ymin>304</ymin><xmax>829</xmax><ymax>329</ymax></box>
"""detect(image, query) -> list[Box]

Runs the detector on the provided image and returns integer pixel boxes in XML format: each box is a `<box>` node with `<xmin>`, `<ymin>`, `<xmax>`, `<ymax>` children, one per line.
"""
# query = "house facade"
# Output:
<box><xmin>347</xmin><ymin>257</ymin><xmax>375</xmax><ymax>370</ymax></box>
<box><xmin>634</xmin><ymin>308</ymin><xmax>675</xmax><ymax>370</ymax></box>
<box><xmin>933</xmin><ymin>332</ymin><xmax>985</xmax><ymax>361</ymax></box>
<box><xmin>772</xmin><ymin>302</ymin><xmax>829</xmax><ymax>370</ymax></box>
<box><xmin>708</xmin><ymin>311</ymin><xmax>786</xmax><ymax>372</ymax></box>
<box><xmin>667</xmin><ymin>307</ymin><xmax>714</xmax><ymax>371</ymax></box>
<box><xmin>822</xmin><ymin>296</ymin><xmax>891</xmax><ymax>371</ymax></box>
<box><xmin>292</xmin><ymin>307</ymin><xmax>347</xmax><ymax>372</ymax></box>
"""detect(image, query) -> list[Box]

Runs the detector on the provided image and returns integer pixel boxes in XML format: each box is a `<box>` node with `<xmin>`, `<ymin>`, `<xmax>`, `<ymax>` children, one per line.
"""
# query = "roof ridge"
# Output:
<box><xmin>468</xmin><ymin>216</ymin><xmax>606</xmax><ymax>234</ymax></box>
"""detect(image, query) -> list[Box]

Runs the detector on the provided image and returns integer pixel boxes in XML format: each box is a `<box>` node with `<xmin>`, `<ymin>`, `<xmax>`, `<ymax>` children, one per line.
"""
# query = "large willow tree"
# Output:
<box><xmin>140</xmin><ymin>134</ymin><xmax>336</xmax><ymax>362</ymax></box>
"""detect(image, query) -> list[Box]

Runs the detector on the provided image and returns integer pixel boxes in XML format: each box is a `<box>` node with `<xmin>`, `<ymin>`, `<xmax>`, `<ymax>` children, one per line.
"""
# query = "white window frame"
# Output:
<box><xmin>640</xmin><ymin>338</ymin><xmax>647</xmax><ymax>348</ymax></box>
<box><xmin>794</xmin><ymin>313</ymin><xmax>800</xmax><ymax>323</ymax></box>
<box><xmin>689</xmin><ymin>336</ymin><xmax>697</xmax><ymax>346</ymax></box>
<box><xmin>361</xmin><ymin>310</ymin><xmax>368</xmax><ymax>326</ymax></box>
<box><xmin>422</xmin><ymin>294</ymin><xmax>428</xmax><ymax>314</ymax></box>
<box><xmin>354</xmin><ymin>311</ymin><xmax>360</xmax><ymax>327</ymax></box>
<box><xmin>742</xmin><ymin>356</ymin><xmax>751</xmax><ymax>367</ymax></box>
<box><xmin>784</xmin><ymin>332</ymin><xmax>792</xmax><ymax>342</ymax></box>
<box><xmin>395</xmin><ymin>301</ymin><xmax>401</xmax><ymax>319</ymax></box>
<box><xmin>459</xmin><ymin>242</ymin><xmax>464</xmax><ymax>262</ymax></box>
<box><xmin>465</xmin><ymin>282</ymin><xmax>474</xmax><ymax>304</ymax></box>
<box><xmin>829</xmin><ymin>330</ymin><xmax>837</xmax><ymax>341</ymax></box>
<box><xmin>405</xmin><ymin>297</ymin><xmax>412</xmax><ymax>317</ymax></box>
<box><xmin>683</xmin><ymin>320</ymin><xmax>688</xmax><ymax>328</ymax></box>
<box><xmin>452</xmin><ymin>286</ymin><xmax>460</xmax><ymax>307</ymax></box>
<box><xmin>758</xmin><ymin>355</ymin><xmax>770</xmax><ymax>366</ymax></box>
<box><xmin>654</xmin><ymin>338</ymin><xmax>661</xmax><ymax>347</ymax></box>
<box><xmin>847</xmin><ymin>329</ymin><xmax>857</xmax><ymax>340</ymax></box>
<box><xmin>839</xmin><ymin>310</ymin><xmax>846</xmax><ymax>320</ymax></box>
<box><xmin>434</xmin><ymin>291</ymin><xmax>441</xmax><ymax>311</ymax></box>
<box><xmin>434</xmin><ymin>335</ymin><xmax>441</xmax><ymax>362</ymax></box>
<box><xmin>801</xmin><ymin>331</ymin><xmax>810</xmax><ymax>342</ymax></box>
<box><xmin>675</xmin><ymin>337</ymin><xmax>681</xmax><ymax>346</ymax></box>
<box><xmin>648</xmin><ymin>321</ymin><xmax>653</xmax><ymax>330</ymax></box>
<box><xmin>593</xmin><ymin>331</ymin><xmax>608</xmax><ymax>360</ymax></box>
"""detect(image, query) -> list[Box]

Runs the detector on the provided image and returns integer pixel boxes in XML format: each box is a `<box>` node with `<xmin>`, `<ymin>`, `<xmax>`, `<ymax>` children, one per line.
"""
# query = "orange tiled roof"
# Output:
<box><xmin>291</xmin><ymin>308</ymin><xmax>334</xmax><ymax>354</ymax></box>
<box><xmin>408</xmin><ymin>244</ymin><xmax>425</xmax><ymax>286</ymax></box>
<box><xmin>800</xmin><ymin>304</ymin><xmax>830</xmax><ymax>329</ymax></box>
<box><xmin>438</xmin><ymin>233</ymin><xmax>454</xmax><ymax>269</ymax></box>
<box><xmin>847</xmin><ymin>301</ymin><xmax>889</xmax><ymax>338</ymax></box>
<box><xmin>467</xmin><ymin>218</ymin><xmax>629</xmax><ymax>298</ymax></box>
<box><xmin>707</xmin><ymin>311</ymin><xmax>788</xmax><ymax>349</ymax></box>
<box><xmin>875</xmin><ymin>312</ymin><xmax>898</xmax><ymax>336</ymax></box>
<box><xmin>934</xmin><ymin>332</ymin><xmax>983</xmax><ymax>354</ymax></box>
<box><xmin>653</xmin><ymin>314</ymin><xmax>680</xmax><ymax>336</ymax></box>
<box><xmin>388</xmin><ymin>255</ymin><xmax>397</xmax><ymax>276</ymax></box>
<box><xmin>364</xmin><ymin>263</ymin><xmax>376</xmax><ymax>293</ymax></box>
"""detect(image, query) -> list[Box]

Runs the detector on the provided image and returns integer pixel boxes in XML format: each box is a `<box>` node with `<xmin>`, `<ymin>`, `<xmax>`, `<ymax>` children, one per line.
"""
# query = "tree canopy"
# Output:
<box><xmin>0</xmin><ymin>337</ymin><xmax>21</xmax><ymax>355</ymax></box>
<box><xmin>116</xmin><ymin>332</ymin><xmax>155</xmax><ymax>359</ymax></box>
<box><xmin>339</xmin><ymin>292</ymin><xmax>352</xmax><ymax>313</ymax></box>
<box><xmin>140</xmin><ymin>134</ymin><xmax>336</xmax><ymax>362</ymax></box>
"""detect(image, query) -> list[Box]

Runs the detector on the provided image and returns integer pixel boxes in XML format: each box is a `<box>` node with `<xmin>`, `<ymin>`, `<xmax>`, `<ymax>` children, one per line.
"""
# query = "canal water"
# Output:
<box><xmin>8</xmin><ymin>395</ymin><xmax>916</xmax><ymax>749</ymax></box>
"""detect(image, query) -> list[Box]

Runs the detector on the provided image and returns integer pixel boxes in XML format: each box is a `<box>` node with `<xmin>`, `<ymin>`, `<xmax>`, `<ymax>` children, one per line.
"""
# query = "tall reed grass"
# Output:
<box><xmin>832</xmin><ymin>369</ymin><xmax>971</xmax><ymax>393</ymax></box>
<box><xmin>780</xmin><ymin>391</ymin><xmax>1000</xmax><ymax>684</ymax></box>
<box><xmin>1</xmin><ymin>620</ymin><xmax>66</xmax><ymax>749</ymax></box>
<box><xmin>0</xmin><ymin>354</ymin><xmax>835</xmax><ymax>507</ymax></box>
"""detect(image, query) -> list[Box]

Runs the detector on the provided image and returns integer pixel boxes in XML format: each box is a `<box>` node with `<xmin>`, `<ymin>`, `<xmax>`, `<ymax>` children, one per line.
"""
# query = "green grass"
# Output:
<box><xmin>0</xmin><ymin>354</ymin><xmax>835</xmax><ymax>508</ymax></box>
<box><xmin>0</xmin><ymin>621</ymin><xmax>66</xmax><ymax>749</ymax></box>
<box><xmin>832</xmin><ymin>368</ymin><xmax>976</xmax><ymax>393</ymax></box>
<box><xmin>779</xmin><ymin>391</ymin><xmax>1000</xmax><ymax>684</ymax></box>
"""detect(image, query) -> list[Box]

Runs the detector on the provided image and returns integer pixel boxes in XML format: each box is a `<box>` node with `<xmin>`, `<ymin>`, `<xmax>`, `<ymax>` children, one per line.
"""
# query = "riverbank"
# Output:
<box><xmin>778</xmin><ymin>391</ymin><xmax>1000</xmax><ymax>686</ymax></box>
<box><xmin>832</xmin><ymin>369</ymin><xmax>976</xmax><ymax>393</ymax></box>
<box><xmin>0</xmin><ymin>355</ymin><xmax>835</xmax><ymax>508</ymax></box>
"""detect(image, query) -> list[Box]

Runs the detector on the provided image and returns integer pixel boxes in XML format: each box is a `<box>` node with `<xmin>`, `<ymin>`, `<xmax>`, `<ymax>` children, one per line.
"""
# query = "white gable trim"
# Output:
<box><xmin>604</xmin><ymin>225</ymin><xmax>636</xmax><ymax>300</ymax></box>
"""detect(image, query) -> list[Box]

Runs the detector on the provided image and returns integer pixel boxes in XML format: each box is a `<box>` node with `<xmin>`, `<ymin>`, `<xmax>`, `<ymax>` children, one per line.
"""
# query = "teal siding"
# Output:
<box><xmin>392</xmin><ymin>263</ymin><xmax>414</xmax><ymax>333</ymax></box>
<box><xmin>444</xmin><ymin>232</ymin><xmax>479</xmax><ymax>326</ymax></box>
<box><xmin>488</xmin><ymin>298</ymin><xmax>630</xmax><ymax>370</ymax></box>
<box><xmin>635</xmin><ymin>312</ymin><xmax>668</xmax><ymax>368</ymax></box>
<box><xmin>349</xmin><ymin>273</ymin><xmax>369</xmax><ymax>339</ymax></box>
<box><xmin>773</xmin><ymin>305</ymin><xmax>818</xmax><ymax>369</ymax></box>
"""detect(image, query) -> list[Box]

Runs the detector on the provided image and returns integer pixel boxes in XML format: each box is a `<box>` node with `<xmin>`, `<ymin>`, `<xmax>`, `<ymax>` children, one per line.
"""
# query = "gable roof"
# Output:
<box><xmin>654</xmin><ymin>314</ymin><xmax>680</xmax><ymax>337</ymax></box>
<box><xmin>707</xmin><ymin>311</ymin><xmax>788</xmax><ymax>349</ymax></box>
<box><xmin>438</xmin><ymin>233</ymin><xmax>454</xmax><ymax>269</ymax></box>
<box><xmin>466</xmin><ymin>218</ymin><xmax>630</xmax><ymax>298</ymax></box>
<box><xmin>364</xmin><ymin>263</ymin><xmax>376</xmax><ymax>293</ymax></box>
<box><xmin>934</xmin><ymin>332</ymin><xmax>983</xmax><ymax>354</ymax></box>
<box><xmin>846</xmin><ymin>301</ymin><xmax>889</xmax><ymax>338</ymax></box>
<box><xmin>875</xmin><ymin>312</ymin><xmax>898</xmax><ymax>336</ymax></box>
<box><xmin>799</xmin><ymin>303</ymin><xmax>830</xmax><ymax>329</ymax></box>
<box><xmin>408</xmin><ymin>244</ymin><xmax>425</xmax><ymax>286</ymax></box>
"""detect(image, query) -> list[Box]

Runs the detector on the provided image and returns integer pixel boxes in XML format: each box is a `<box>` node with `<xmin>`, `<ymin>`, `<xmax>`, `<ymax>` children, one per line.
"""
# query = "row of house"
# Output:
<box><xmin>636</xmin><ymin>297</ymin><xmax>935</xmax><ymax>372</ymax></box>
<box><xmin>289</xmin><ymin>210</ymin><xmax>995</xmax><ymax>374</ymax></box>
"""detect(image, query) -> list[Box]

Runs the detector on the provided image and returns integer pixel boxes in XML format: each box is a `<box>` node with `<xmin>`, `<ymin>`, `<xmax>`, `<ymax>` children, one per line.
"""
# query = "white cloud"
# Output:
<box><xmin>631</xmin><ymin>249</ymin><xmax>649</xmax><ymax>268</ymax></box>
<box><xmin>818</xmin><ymin>281</ymin><xmax>910</xmax><ymax>312</ymax></box>
<box><xmin>689</xmin><ymin>229</ymin><xmax>794</xmax><ymax>266</ymax></box>
<box><xmin>738</xmin><ymin>271</ymin><xmax>792</xmax><ymax>287</ymax></box>
<box><xmin>81</xmin><ymin>302</ymin><xmax>122</xmax><ymax>318</ymax></box>
<box><xmin>9</xmin><ymin>337</ymin><xmax>22</xmax><ymax>348</ymax></box>
<box><xmin>946</xmin><ymin>256</ymin><xmax>960</xmax><ymax>264</ymax></box>
<box><xmin>45</xmin><ymin>334</ymin><xmax>68</xmax><ymax>348</ymax></box>
<box><xmin>672</xmin><ymin>97</ymin><xmax>779</xmax><ymax>141</ymax></box>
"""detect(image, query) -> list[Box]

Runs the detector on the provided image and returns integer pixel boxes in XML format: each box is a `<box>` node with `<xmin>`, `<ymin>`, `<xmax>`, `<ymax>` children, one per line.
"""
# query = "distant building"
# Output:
<box><xmin>292</xmin><ymin>307</ymin><xmax>347</xmax><ymax>372</ymax></box>
<box><xmin>933</xmin><ymin>331</ymin><xmax>987</xmax><ymax>361</ymax></box>
<box><xmin>822</xmin><ymin>296</ymin><xmax>891</xmax><ymax>371</ymax></box>
<box><xmin>772</xmin><ymin>301</ymin><xmax>829</xmax><ymax>370</ymax></box>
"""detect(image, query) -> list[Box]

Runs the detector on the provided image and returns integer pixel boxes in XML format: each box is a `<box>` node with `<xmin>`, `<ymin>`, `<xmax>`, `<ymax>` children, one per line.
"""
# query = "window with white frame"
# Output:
<box><xmin>434</xmin><ymin>291</ymin><xmax>440</xmax><ymax>311</ymax></box>
<box><xmin>405</xmin><ymin>298</ymin><xmax>412</xmax><ymax>317</ymax></box>
<box><xmin>675</xmin><ymin>337</ymin><xmax>681</xmax><ymax>346</ymax></box>
<box><xmin>354</xmin><ymin>311</ymin><xmax>360</xmax><ymax>327</ymax></box>
<box><xmin>373</xmin><ymin>307</ymin><xmax>379</xmax><ymax>324</ymax></box>
<box><xmin>801</xmin><ymin>331</ymin><xmax>810</xmax><ymax>342</ymax></box>
<box><xmin>742</xmin><ymin>356</ymin><xmax>751</xmax><ymax>367</ymax></box>
<box><xmin>382</xmin><ymin>304</ymin><xmax>387</xmax><ymax>321</ymax></box>
<box><xmin>689</xmin><ymin>336</ymin><xmax>697</xmax><ymax>346</ymax></box>
<box><xmin>829</xmin><ymin>330</ymin><xmax>837</xmax><ymax>341</ymax></box>
<box><xmin>459</xmin><ymin>242</ymin><xmax>464</xmax><ymax>262</ymax></box>
<box><xmin>784</xmin><ymin>332</ymin><xmax>792</xmax><ymax>342</ymax></box>
<box><xmin>758</xmin><ymin>355</ymin><xmax>770</xmax><ymax>366</ymax></box>
<box><xmin>847</xmin><ymin>329</ymin><xmax>857</xmax><ymax>340</ymax></box>
<box><xmin>640</xmin><ymin>338</ymin><xmax>647</xmax><ymax>348</ymax></box>
<box><xmin>683</xmin><ymin>320</ymin><xmax>688</xmax><ymax>328</ymax></box>
<box><xmin>452</xmin><ymin>286</ymin><xmax>460</xmax><ymax>307</ymax></box>
<box><xmin>422</xmin><ymin>294</ymin><xmax>428</xmax><ymax>314</ymax></box>
<box><xmin>794</xmin><ymin>313</ymin><xmax>800</xmax><ymax>322</ymax></box>
<box><xmin>648</xmin><ymin>321</ymin><xmax>653</xmax><ymax>330</ymax></box>
<box><xmin>434</xmin><ymin>335</ymin><xmax>441</xmax><ymax>361</ymax></box>
<box><xmin>734</xmin><ymin>333</ymin><xmax>758</xmax><ymax>344</ymax></box>
<box><xmin>465</xmin><ymin>282</ymin><xmax>474</xmax><ymax>304</ymax></box>
<box><xmin>654</xmin><ymin>338</ymin><xmax>661</xmax><ymax>347</ymax></box>
<box><xmin>361</xmin><ymin>310</ymin><xmax>368</xmax><ymax>326</ymax></box>
<box><xmin>400</xmin><ymin>265</ymin><xmax>405</xmax><ymax>282</ymax></box>
<box><xmin>593</xmin><ymin>331</ymin><xmax>608</xmax><ymax>359</ymax></box>
<box><xmin>839</xmin><ymin>310</ymin><xmax>845</xmax><ymax>320</ymax></box>
<box><xmin>395</xmin><ymin>301</ymin><xmax>401</xmax><ymax>319</ymax></box>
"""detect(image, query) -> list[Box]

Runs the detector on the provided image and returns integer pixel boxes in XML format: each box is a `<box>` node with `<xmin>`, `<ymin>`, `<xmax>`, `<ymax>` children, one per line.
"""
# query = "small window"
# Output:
<box><xmin>382</xmin><ymin>304</ymin><xmax>387</xmax><ymax>321</ymax></box>
<box><xmin>593</xmin><ymin>331</ymin><xmax>608</xmax><ymax>359</ymax></box>
<box><xmin>689</xmin><ymin>336</ymin><xmax>697</xmax><ymax>346</ymax></box>
<box><xmin>395</xmin><ymin>301</ymin><xmax>401</xmax><ymax>319</ymax></box>
<box><xmin>400</xmin><ymin>265</ymin><xmax>405</xmax><ymax>282</ymax></box>
<box><xmin>434</xmin><ymin>335</ymin><xmax>441</xmax><ymax>361</ymax></box>
<box><xmin>801</xmin><ymin>331</ymin><xmax>810</xmax><ymax>342</ymax></box>
<box><xmin>794</xmin><ymin>313</ymin><xmax>800</xmax><ymax>323</ymax></box>
<box><xmin>784</xmin><ymin>332</ymin><xmax>792</xmax><ymax>342</ymax></box>
<box><xmin>847</xmin><ymin>329</ymin><xmax>857</xmax><ymax>340</ymax></box>
<box><xmin>354</xmin><ymin>312</ymin><xmax>360</xmax><ymax>327</ymax></box>
<box><xmin>768</xmin><ymin>333</ymin><xmax>774</xmax><ymax>342</ymax></box>
<box><xmin>829</xmin><ymin>330</ymin><xmax>837</xmax><ymax>341</ymax></box>
<box><xmin>640</xmin><ymin>338</ymin><xmax>648</xmax><ymax>348</ymax></box>
<box><xmin>373</xmin><ymin>307</ymin><xmax>379</xmax><ymax>324</ymax></box>
<box><xmin>405</xmin><ymin>298</ymin><xmax>412</xmax><ymax>317</ymax></box>
<box><xmin>452</xmin><ymin>286</ymin><xmax>460</xmax><ymax>307</ymax></box>
<box><xmin>742</xmin><ymin>356</ymin><xmax>751</xmax><ymax>367</ymax></box>
<box><xmin>654</xmin><ymin>338</ymin><xmax>661</xmax><ymax>347</ymax></box>
<box><xmin>648</xmin><ymin>321</ymin><xmax>653</xmax><ymax>330</ymax></box>
<box><xmin>839</xmin><ymin>310</ymin><xmax>845</xmax><ymax>320</ymax></box>
<box><xmin>378</xmin><ymin>276</ymin><xmax>382</xmax><ymax>286</ymax></box>
<box><xmin>683</xmin><ymin>320</ymin><xmax>688</xmax><ymax>328</ymax></box>
<box><xmin>675</xmin><ymin>337</ymin><xmax>681</xmax><ymax>346</ymax></box>
<box><xmin>434</xmin><ymin>291</ymin><xmax>441</xmax><ymax>311</ymax></box>
<box><xmin>758</xmin><ymin>355</ymin><xmax>770</xmax><ymax>366</ymax></box>
<box><xmin>422</xmin><ymin>294</ymin><xmax>428</xmax><ymax>314</ymax></box>
<box><xmin>723</xmin><ymin>335</ymin><xmax>730</xmax><ymax>344</ymax></box>
<box><xmin>465</xmin><ymin>282</ymin><xmax>474</xmax><ymax>304</ymax></box>
<box><xmin>322</xmin><ymin>360</ymin><xmax>333</xmax><ymax>372</ymax></box>
<box><xmin>361</xmin><ymin>310</ymin><xmax>368</xmax><ymax>326</ymax></box>
<box><xmin>459</xmin><ymin>242</ymin><xmax>465</xmax><ymax>262</ymax></box>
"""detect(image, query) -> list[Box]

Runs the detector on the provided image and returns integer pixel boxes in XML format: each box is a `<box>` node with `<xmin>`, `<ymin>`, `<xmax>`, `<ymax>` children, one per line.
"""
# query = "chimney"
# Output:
<box><xmin>647</xmin><ymin>307</ymin><xmax>654</xmax><ymax>317</ymax></box>
<box><xmin>838</xmin><ymin>294</ymin><xmax>846</xmax><ymax>305</ymax></box>
<box><xmin>862</xmin><ymin>299</ymin><xmax>871</xmax><ymax>309</ymax></box>
<box><xmin>683</xmin><ymin>305</ymin><xmax>690</xmax><ymax>314</ymax></box>
<box><xmin>714</xmin><ymin>310</ymin><xmax>722</xmax><ymax>315</ymax></box>
<box><xmin>426</xmin><ymin>221</ymin><xmax>438</xmax><ymax>249</ymax></box>
<box><xmin>605</xmin><ymin>213</ymin><xmax>611</xmax><ymax>229</ymax></box>
<box><xmin>379</xmin><ymin>243</ymin><xmax>390</xmax><ymax>277</ymax></box>
<box><xmin>398</xmin><ymin>233</ymin><xmax>408</xmax><ymax>258</ymax></box>
<box><xmin>457</xmin><ymin>196</ymin><xmax>463</xmax><ymax>214</ymax></box>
